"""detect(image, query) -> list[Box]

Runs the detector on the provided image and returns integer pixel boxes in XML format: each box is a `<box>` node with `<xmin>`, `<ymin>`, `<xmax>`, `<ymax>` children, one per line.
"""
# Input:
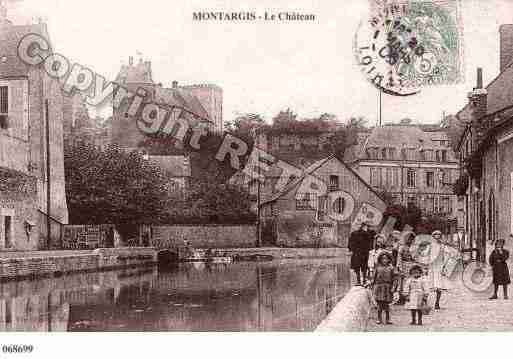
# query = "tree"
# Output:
<box><xmin>382</xmin><ymin>203</ymin><xmax>423</xmax><ymax>232</ymax></box>
<box><xmin>64</xmin><ymin>142</ymin><xmax>171</xmax><ymax>227</ymax></box>
<box><xmin>168</xmin><ymin>179</ymin><xmax>255</xmax><ymax>224</ymax></box>
<box><xmin>272</xmin><ymin>108</ymin><xmax>298</xmax><ymax>130</ymax></box>
<box><xmin>442</xmin><ymin>114</ymin><xmax>467</xmax><ymax>151</ymax></box>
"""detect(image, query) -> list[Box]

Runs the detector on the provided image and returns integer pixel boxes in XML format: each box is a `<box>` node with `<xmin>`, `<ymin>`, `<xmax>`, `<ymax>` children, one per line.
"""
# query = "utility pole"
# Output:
<box><xmin>256</xmin><ymin>127</ymin><xmax>262</xmax><ymax>248</ymax></box>
<box><xmin>378</xmin><ymin>89</ymin><xmax>383</xmax><ymax>127</ymax></box>
<box><xmin>45</xmin><ymin>100</ymin><xmax>51</xmax><ymax>249</ymax></box>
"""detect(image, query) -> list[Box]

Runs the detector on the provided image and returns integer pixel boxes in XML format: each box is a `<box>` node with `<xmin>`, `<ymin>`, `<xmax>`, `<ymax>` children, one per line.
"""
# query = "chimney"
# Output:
<box><xmin>467</xmin><ymin>68</ymin><xmax>488</xmax><ymax>137</ymax></box>
<box><xmin>500</xmin><ymin>25</ymin><xmax>513</xmax><ymax>72</ymax></box>
<box><xmin>172</xmin><ymin>81</ymin><xmax>178</xmax><ymax>88</ymax></box>
<box><xmin>129</xmin><ymin>56</ymin><xmax>133</xmax><ymax>66</ymax></box>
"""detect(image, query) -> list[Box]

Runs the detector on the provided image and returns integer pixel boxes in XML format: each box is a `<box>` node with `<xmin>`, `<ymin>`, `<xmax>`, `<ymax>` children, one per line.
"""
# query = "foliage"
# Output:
<box><xmin>416</xmin><ymin>215</ymin><xmax>456</xmax><ymax>235</ymax></box>
<box><xmin>442</xmin><ymin>114</ymin><xmax>467</xmax><ymax>152</ymax></box>
<box><xmin>64</xmin><ymin>141</ymin><xmax>171</xmax><ymax>226</ymax></box>
<box><xmin>167</xmin><ymin>179</ymin><xmax>256</xmax><ymax>224</ymax></box>
<box><xmin>453</xmin><ymin>173</ymin><xmax>469</xmax><ymax>196</ymax></box>
<box><xmin>377</xmin><ymin>190</ymin><xmax>395</xmax><ymax>206</ymax></box>
<box><xmin>382</xmin><ymin>203</ymin><xmax>423</xmax><ymax>232</ymax></box>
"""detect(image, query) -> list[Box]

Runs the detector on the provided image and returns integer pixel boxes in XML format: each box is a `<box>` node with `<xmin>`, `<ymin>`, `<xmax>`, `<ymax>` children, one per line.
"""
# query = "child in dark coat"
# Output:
<box><xmin>372</xmin><ymin>252</ymin><xmax>397</xmax><ymax>325</ymax></box>
<box><xmin>489</xmin><ymin>239</ymin><xmax>511</xmax><ymax>300</ymax></box>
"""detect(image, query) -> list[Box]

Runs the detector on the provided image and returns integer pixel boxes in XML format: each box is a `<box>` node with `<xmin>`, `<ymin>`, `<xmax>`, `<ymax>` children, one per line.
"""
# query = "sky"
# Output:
<box><xmin>5</xmin><ymin>0</ymin><xmax>513</xmax><ymax>126</ymax></box>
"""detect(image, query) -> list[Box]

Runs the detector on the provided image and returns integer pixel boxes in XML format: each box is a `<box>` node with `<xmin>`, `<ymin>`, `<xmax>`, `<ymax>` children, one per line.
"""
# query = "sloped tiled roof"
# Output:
<box><xmin>260</xmin><ymin>155</ymin><xmax>385</xmax><ymax>207</ymax></box>
<box><xmin>155</xmin><ymin>86</ymin><xmax>210</xmax><ymax>121</ymax></box>
<box><xmin>0</xmin><ymin>22</ymin><xmax>50</xmax><ymax>78</ymax></box>
<box><xmin>148</xmin><ymin>155</ymin><xmax>191</xmax><ymax>177</ymax></box>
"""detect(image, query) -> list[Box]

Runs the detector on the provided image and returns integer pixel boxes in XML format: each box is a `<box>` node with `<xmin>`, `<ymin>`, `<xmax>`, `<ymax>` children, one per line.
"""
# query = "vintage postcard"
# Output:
<box><xmin>0</xmin><ymin>0</ymin><xmax>512</xmax><ymax>356</ymax></box>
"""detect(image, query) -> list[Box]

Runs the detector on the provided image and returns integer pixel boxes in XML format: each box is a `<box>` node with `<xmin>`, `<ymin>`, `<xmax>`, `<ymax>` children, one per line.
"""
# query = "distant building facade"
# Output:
<box><xmin>0</xmin><ymin>11</ymin><xmax>68</xmax><ymax>250</ymax></box>
<box><xmin>349</xmin><ymin>123</ymin><xmax>460</xmax><ymax>219</ymax></box>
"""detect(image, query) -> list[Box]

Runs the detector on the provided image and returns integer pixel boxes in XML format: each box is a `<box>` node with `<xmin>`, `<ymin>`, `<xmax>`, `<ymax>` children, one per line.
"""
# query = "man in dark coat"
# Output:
<box><xmin>348</xmin><ymin>222</ymin><xmax>373</xmax><ymax>285</ymax></box>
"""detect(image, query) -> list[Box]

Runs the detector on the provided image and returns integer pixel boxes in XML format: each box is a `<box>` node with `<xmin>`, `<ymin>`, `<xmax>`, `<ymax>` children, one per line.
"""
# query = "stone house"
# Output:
<box><xmin>456</xmin><ymin>25</ymin><xmax>513</xmax><ymax>261</ymax></box>
<box><xmin>259</xmin><ymin>156</ymin><xmax>386</xmax><ymax>247</ymax></box>
<box><xmin>0</xmin><ymin>12</ymin><xmax>68</xmax><ymax>250</ymax></box>
<box><xmin>348</xmin><ymin>123</ymin><xmax>460</xmax><ymax>219</ymax></box>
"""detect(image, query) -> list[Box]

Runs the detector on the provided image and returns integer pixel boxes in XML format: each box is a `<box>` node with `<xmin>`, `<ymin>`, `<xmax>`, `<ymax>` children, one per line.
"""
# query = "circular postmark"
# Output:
<box><xmin>354</xmin><ymin>1</ymin><xmax>462</xmax><ymax>96</ymax></box>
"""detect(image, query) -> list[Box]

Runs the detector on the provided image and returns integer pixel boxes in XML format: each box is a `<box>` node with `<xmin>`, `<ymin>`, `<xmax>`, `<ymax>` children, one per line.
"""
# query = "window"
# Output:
<box><xmin>441</xmin><ymin>150</ymin><xmax>447</xmax><ymax>162</ymax></box>
<box><xmin>401</xmin><ymin>148</ymin><xmax>407</xmax><ymax>160</ymax></box>
<box><xmin>393</xmin><ymin>168</ymin><xmax>400</xmax><ymax>188</ymax></box>
<box><xmin>426</xmin><ymin>171</ymin><xmax>434</xmax><ymax>187</ymax></box>
<box><xmin>329</xmin><ymin>175</ymin><xmax>339</xmax><ymax>191</ymax></box>
<box><xmin>381</xmin><ymin>148</ymin><xmax>387</xmax><ymax>159</ymax></box>
<box><xmin>420</xmin><ymin>150</ymin><xmax>426</xmax><ymax>161</ymax></box>
<box><xmin>426</xmin><ymin>197</ymin><xmax>435</xmax><ymax>213</ymax></box>
<box><xmin>317</xmin><ymin>196</ymin><xmax>327</xmax><ymax>221</ymax></box>
<box><xmin>370</xmin><ymin>167</ymin><xmax>378</xmax><ymax>186</ymax></box>
<box><xmin>333</xmin><ymin>197</ymin><xmax>346</xmax><ymax>214</ymax></box>
<box><xmin>4</xmin><ymin>215</ymin><xmax>12</xmax><ymax>248</ymax></box>
<box><xmin>389</xmin><ymin>148</ymin><xmax>396</xmax><ymax>159</ymax></box>
<box><xmin>441</xmin><ymin>196</ymin><xmax>450</xmax><ymax>213</ymax></box>
<box><xmin>0</xmin><ymin>86</ymin><xmax>8</xmax><ymax>129</ymax></box>
<box><xmin>406</xmin><ymin>169</ymin><xmax>416</xmax><ymax>188</ymax></box>
<box><xmin>296</xmin><ymin>192</ymin><xmax>314</xmax><ymax>210</ymax></box>
<box><xmin>385</xmin><ymin>168</ymin><xmax>392</xmax><ymax>188</ymax></box>
<box><xmin>435</xmin><ymin>150</ymin><xmax>441</xmax><ymax>162</ymax></box>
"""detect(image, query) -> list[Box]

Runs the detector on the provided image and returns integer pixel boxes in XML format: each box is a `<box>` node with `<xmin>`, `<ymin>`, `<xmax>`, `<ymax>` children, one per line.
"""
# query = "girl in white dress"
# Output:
<box><xmin>427</xmin><ymin>230</ymin><xmax>452</xmax><ymax>310</ymax></box>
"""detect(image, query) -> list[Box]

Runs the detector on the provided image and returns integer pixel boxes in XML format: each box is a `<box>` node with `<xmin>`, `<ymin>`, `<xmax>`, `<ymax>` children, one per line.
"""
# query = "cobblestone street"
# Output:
<box><xmin>368</xmin><ymin>272</ymin><xmax>513</xmax><ymax>331</ymax></box>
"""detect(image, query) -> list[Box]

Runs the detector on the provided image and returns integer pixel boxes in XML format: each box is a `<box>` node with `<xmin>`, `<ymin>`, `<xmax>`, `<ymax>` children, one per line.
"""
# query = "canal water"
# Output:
<box><xmin>0</xmin><ymin>258</ymin><xmax>351</xmax><ymax>332</ymax></box>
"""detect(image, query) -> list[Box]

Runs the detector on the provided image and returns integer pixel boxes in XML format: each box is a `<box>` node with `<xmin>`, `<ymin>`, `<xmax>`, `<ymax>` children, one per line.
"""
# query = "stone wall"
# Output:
<box><xmin>151</xmin><ymin>224</ymin><xmax>257</xmax><ymax>249</ymax></box>
<box><xmin>315</xmin><ymin>286</ymin><xmax>372</xmax><ymax>332</ymax></box>
<box><xmin>0</xmin><ymin>247</ymin><xmax>157</xmax><ymax>281</ymax></box>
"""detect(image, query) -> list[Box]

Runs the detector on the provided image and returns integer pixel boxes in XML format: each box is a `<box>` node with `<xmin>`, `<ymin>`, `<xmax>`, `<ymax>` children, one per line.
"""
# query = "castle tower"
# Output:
<box><xmin>178</xmin><ymin>84</ymin><xmax>223</xmax><ymax>133</ymax></box>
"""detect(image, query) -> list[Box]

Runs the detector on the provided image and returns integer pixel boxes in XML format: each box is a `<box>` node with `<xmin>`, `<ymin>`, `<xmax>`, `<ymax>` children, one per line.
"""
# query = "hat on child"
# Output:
<box><xmin>377</xmin><ymin>251</ymin><xmax>393</xmax><ymax>264</ymax></box>
<box><xmin>409</xmin><ymin>264</ymin><xmax>423</xmax><ymax>275</ymax></box>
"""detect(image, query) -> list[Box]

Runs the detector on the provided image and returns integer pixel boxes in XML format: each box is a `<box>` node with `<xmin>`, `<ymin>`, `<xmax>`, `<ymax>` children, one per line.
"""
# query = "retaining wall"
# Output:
<box><xmin>151</xmin><ymin>224</ymin><xmax>257</xmax><ymax>248</ymax></box>
<box><xmin>315</xmin><ymin>286</ymin><xmax>373</xmax><ymax>332</ymax></box>
<box><xmin>0</xmin><ymin>247</ymin><xmax>157</xmax><ymax>281</ymax></box>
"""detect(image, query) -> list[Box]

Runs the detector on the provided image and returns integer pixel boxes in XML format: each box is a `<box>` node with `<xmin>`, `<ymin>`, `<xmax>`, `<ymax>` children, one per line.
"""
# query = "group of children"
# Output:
<box><xmin>369</xmin><ymin>238</ymin><xmax>428</xmax><ymax>326</ymax></box>
<box><xmin>367</xmin><ymin>231</ymin><xmax>512</xmax><ymax>327</ymax></box>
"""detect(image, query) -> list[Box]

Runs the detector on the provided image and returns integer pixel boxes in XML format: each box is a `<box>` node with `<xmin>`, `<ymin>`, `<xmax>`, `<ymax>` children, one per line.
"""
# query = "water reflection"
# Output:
<box><xmin>0</xmin><ymin>258</ymin><xmax>350</xmax><ymax>332</ymax></box>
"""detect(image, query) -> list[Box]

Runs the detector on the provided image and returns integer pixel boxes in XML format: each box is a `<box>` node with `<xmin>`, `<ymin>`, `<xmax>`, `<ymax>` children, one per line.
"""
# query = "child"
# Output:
<box><xmin>372</xmin><ymin>252</ymin><xmax>397</xmax><ymax>325</ymax></box>
<box><xmin>368</xmin><ymin>235</ymin><xmax>388</xmax><ymax>279</ymax></box>
<box><xmin>403</xmin><ymin>264</ymin><xmax>428</xmax><ymax>325</ymax></box>
<box><xmin>489</xmin><ymin>239</ymin><xmax>510</xmax><ymax>300</ymax></box>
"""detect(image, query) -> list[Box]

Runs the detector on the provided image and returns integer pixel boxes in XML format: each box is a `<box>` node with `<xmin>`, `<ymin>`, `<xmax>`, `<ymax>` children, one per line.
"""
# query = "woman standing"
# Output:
<box><xmin>427</xmin><ymin>230</ymin><xmax>450</xmax><ymax>310</ymax></box>
<box><xmin>489</xmin><ymin>239</ymin><xmax>510</xmax><ymax>300</ymax></box>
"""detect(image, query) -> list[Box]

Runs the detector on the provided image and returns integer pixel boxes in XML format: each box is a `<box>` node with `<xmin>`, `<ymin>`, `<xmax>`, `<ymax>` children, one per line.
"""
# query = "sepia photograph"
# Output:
<box><xmin>0</xmin><ymin>0</ymin><xmax>513</xmax><ymax>357</ymax></box>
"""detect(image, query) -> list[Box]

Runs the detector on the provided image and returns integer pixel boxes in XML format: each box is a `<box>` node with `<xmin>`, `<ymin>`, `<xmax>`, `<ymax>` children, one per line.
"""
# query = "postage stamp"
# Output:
<box><xmin>354</xmin><ymin>0</ymin><xmax>465</xmax><ymax>95</ymax></box>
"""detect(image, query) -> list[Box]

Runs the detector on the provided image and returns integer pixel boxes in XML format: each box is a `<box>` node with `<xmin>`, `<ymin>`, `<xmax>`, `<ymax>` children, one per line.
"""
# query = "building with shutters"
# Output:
<box><xmin>0</xmin><ymin>7</ymin><xmax>68</xmax><ymax>250</ymax></box>
<box><xmin>348</xmin><ymin>122</ymin><xmax>460</xmax><ymax>219</ymax></box>
<box><xmin>259</xmin><ymin>155</ymin><xmax>386</xmax><ymax>247</ymax></box>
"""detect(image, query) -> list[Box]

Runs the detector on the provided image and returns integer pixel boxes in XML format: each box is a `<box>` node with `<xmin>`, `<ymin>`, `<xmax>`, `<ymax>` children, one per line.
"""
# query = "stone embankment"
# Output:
<box><xmin>0</xmin><ymin>247</ymin><xmax>157</xmax><ymax>281</ymax></box>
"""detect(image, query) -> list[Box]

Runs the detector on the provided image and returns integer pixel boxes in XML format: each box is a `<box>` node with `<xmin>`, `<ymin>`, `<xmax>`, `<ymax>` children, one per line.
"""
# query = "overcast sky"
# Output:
<box><xmin>7</xmin><ymin>0</ymin><xmax>513</xmax><ymax>125</ymax></box>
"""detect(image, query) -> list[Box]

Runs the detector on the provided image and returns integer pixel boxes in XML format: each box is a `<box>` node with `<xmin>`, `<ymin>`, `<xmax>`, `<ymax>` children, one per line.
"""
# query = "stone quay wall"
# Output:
<box><xmin>0</xmin><ymin>247</ymin><xmax>157</xmax><ymax>281</ymax></box>
<box><xmin>315</xmin><ymin>286</ymin><xmax>373</xmax><ymax>332</ymax></box>
<box><xmin>151</xmin><ymin>224</ymin><xmax>257</xmax><ymax>249</ymax></box>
